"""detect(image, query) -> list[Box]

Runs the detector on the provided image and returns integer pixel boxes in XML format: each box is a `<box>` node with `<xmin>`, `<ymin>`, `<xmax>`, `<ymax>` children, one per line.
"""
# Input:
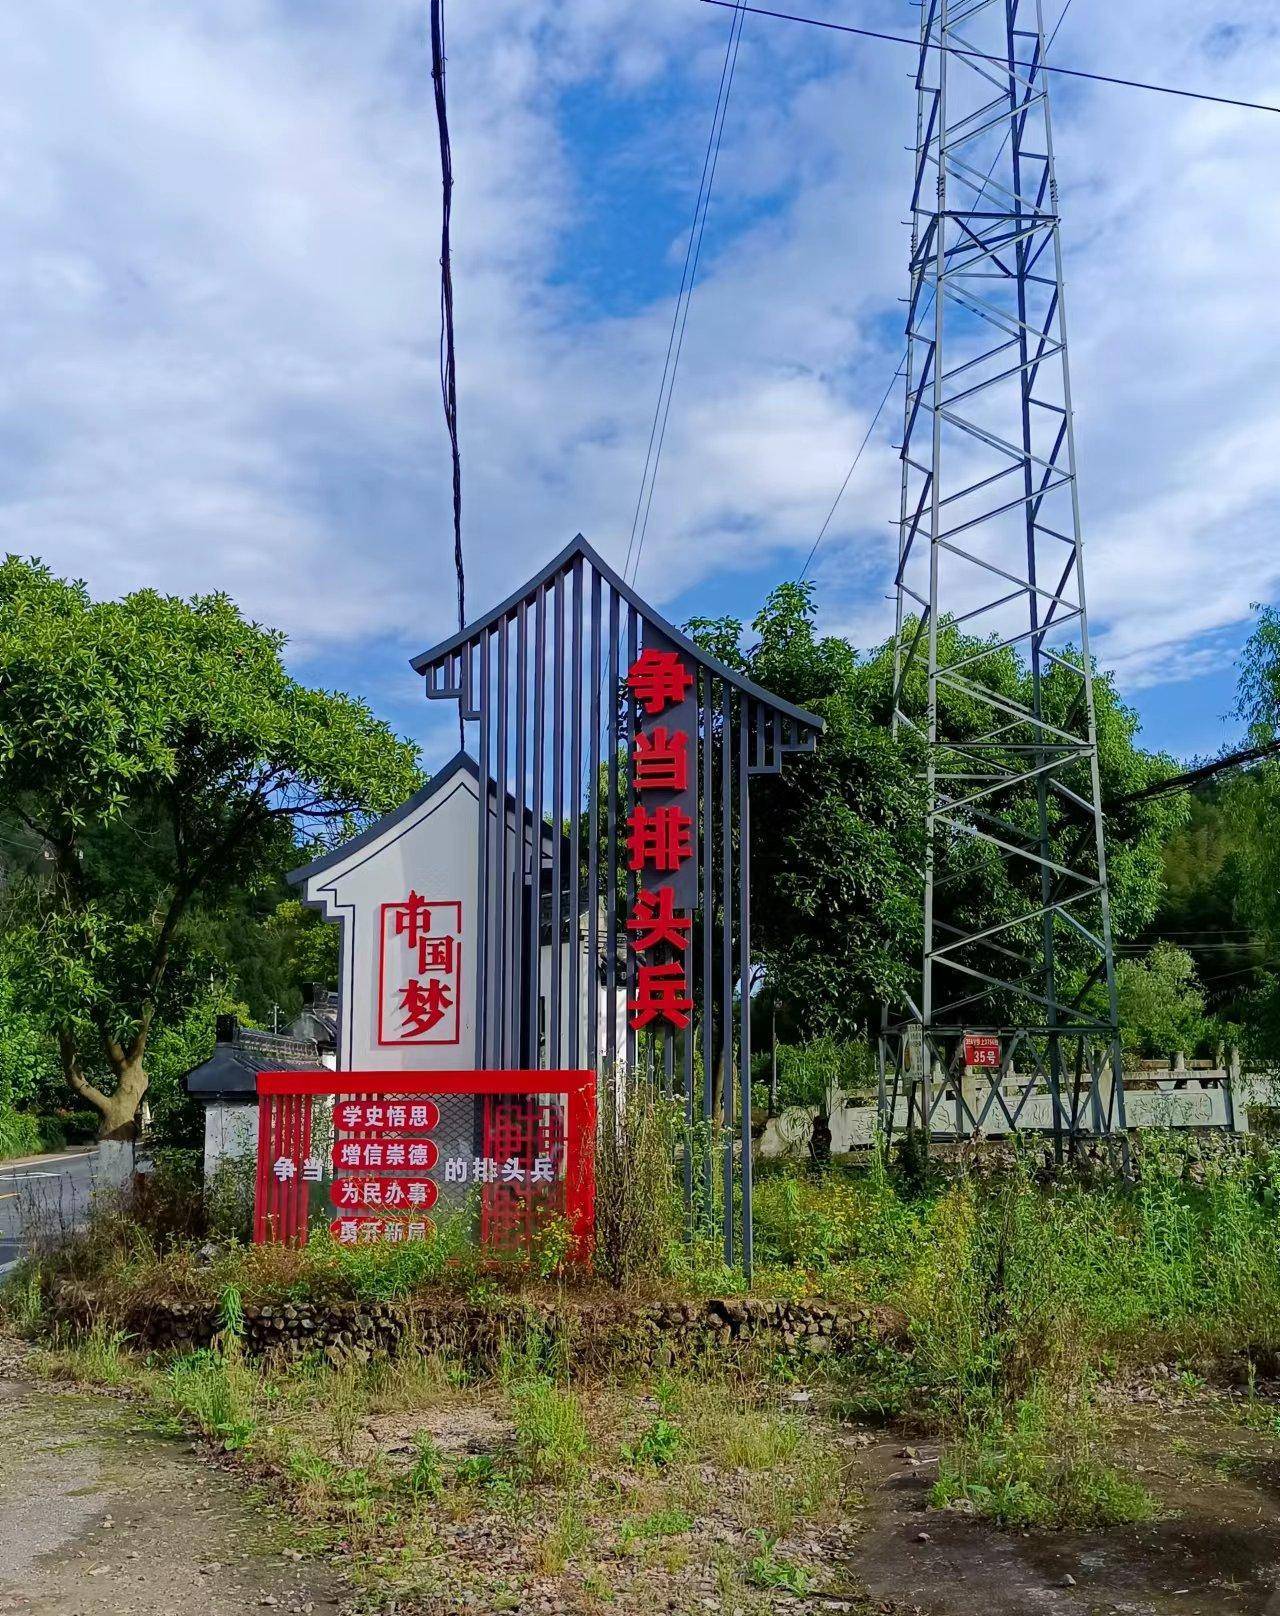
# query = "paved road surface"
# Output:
<box><xmin>0</xmin><ymin>1367</ymin><xmax>345</xmax><ymax>1613</ymax></box>
<box><xmin>0</xmin><ymin>1148</ymin><xmax>98</xmax><ymax>1275</ymax></box>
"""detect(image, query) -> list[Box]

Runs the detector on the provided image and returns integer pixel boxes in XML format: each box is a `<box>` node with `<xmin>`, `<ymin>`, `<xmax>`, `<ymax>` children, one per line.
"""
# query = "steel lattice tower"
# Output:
<box><xmin>880</xmin><ymin>0</ymin><xmax>1126</xmax><ymax>1152</ymax></box>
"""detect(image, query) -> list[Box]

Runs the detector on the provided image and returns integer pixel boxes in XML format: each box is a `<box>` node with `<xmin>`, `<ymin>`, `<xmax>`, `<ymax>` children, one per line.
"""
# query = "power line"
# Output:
<box><xmin>799</xmin><ymin>365</ymin><xmax>901</xmax><ymax>580</ymax></box>
<box><xmin>699</xmin><ymin>1</ymin><xmax>1280</xmax><ymax>117</ymax></box>
<box><xmin>429</xmin><ymin>0</ymin><xmax>466</xmax><ymax>746</ymax></box>
<box><xmin>800</xmin><ymin>0</ymin><xmax>1074</xmax><ymax>581</ymax></box>
<box><xmin>1111</xmin><ymin>737</ymin><xmax>1280</xmax><ymax>805</ymax></box>
<box><xmin>625</xmin><ymin>0</ymin><xmax>746</xmax><ymax>586</ymax></box>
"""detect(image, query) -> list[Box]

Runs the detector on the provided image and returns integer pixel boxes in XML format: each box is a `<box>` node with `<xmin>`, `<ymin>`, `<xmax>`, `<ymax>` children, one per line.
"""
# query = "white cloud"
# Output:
<box><xmin>0</xmin><ymin>0</ymin><xmax>1274</xmax><ymax>756</ymax></box>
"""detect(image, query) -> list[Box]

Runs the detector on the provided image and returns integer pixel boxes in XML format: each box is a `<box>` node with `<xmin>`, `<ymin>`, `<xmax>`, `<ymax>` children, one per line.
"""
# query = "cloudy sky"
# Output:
<box><xmin>2</xmin><ymin>0</ymin><xmax>1278</xmax><ymax>768</ymax></box>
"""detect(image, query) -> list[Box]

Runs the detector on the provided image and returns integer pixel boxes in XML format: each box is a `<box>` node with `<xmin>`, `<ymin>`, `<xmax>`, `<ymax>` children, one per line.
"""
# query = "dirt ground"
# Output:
<box><xmin>843</xmin><ymin>1410</ymin><xmax>1280</xmax><ymax>1616</ymax></box>
<box><xmin>0</xmin><ymin>1377</ymin><xmax>347</xmax><ymax>1615</ymax></box>
<box><xmin>1</xmin><ymin>1347</ymin><xmax>1278</xmax><ymax>1616</ymax></box>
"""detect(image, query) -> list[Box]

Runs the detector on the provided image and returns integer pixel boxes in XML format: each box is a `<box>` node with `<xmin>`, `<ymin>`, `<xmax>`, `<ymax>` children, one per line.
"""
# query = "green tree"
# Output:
<box><xmin>1150</xmin><ymin>783</ymin><xmax>1260</xmax><ymax>1025</ymax></box>
<box><xmin>183</xmin><ymin>891</ymin><xmax>339</xmax><ymax>1030</ymax></box>
<box><xmin>691</xmin><ymin>583</ymin><xmax>921</xmax><ymax>1039</ymax></box>
<box><xmin>691</xmin><ymin>583</ymin><xmax>1183</xmax><ymax>1038</ymax></box>
<box><xmin>1114</xmin><ymin>942</ymin><xmax>1211</xmax><ymax>1060</ymax></box>
<box><xmin>0</xmin><ymin>957</ymin><xmax>59</xmax><ymax>1115</ymax></box>
<box><xmin>1228</xmin><ymin>606</ymin><xmax>1280</xmax><ymax>1063</ymax></box>
<box><xmin>0</xmin><ymin>559</ymin><xmax>420</xmax><ymax>1138</ymax></box>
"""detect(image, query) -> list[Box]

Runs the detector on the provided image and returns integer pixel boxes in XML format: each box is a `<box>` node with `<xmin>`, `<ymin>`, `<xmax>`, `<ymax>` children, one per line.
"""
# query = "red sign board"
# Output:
<box><xmin>333</xmin><ymin>1138</ymin><xmax>439</xmax><ymax>1172</ymax></box>
<box><xmin>334</xmin><ymin>1098</ymin><xmax>440</xmax><ymax>1133</ymax></box>
<box><xmin>625</xmin><ymin>634</ymin><xmax>697</xmax><ymax>1032</ymax></box>
<box><xmin>329</xmin><ymin>1215</ymin><xmax>435</xmax><ymax>1245</ymax></box>
<box><xmin>330</xmin><ymin>1175</ymin><xmax>439</xmax><ymax>1212</ymax></box>
<box><xmin>377</xmin><ymin>897</ymin><xmax>463</xmax><ymax>1046</ymax></box>
<box><xmin>963</xmin><ymin>1034</ymin><xmax>1002</xmax><ymax>1070</ymax></box>
<box><xmin>254</xmin><ymin>1070</ymin><xmax>596</xmax><ymax>1260</ymax></box>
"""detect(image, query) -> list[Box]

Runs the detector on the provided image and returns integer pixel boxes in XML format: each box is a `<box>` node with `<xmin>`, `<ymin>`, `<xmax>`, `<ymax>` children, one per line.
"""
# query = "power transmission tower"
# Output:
<box><xmin>880</xmin><ymin>0</ymin><xmax>1126</xmax><ymax>1155</ymax></box>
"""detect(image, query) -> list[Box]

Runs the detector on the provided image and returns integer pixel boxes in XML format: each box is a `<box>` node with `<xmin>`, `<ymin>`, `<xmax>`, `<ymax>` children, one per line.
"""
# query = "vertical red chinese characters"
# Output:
<box><xmin>378</xmin><ymin>894</ymin><xmax>463</xmax><ymax>1045</ymax></box>
<box><xmin>625</xmin><ymin>643</ymin><xmax>696</xmax><ymax>1031</ymax></box>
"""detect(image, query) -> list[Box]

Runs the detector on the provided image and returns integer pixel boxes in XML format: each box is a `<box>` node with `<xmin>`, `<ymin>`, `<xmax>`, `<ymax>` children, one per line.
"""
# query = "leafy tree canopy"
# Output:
<box><xmin>0</xmin><ymin>558</ymin><xmax>421</xmax><ymax>1136</ymax></box>
<box><xmin>691</xmin><ymin>582</ymin><xmax>1184</xmax><ymax>1039</ymax></box>
<box><xmin>1223</xmin><ymin>606</ymin><xmax>1280</xmax><ymax>1064</ymax></box>
<box><xmin>1114</xmin><ymin>942</ymin><xmax>1212</xmax><ymax>1061</ymax></box>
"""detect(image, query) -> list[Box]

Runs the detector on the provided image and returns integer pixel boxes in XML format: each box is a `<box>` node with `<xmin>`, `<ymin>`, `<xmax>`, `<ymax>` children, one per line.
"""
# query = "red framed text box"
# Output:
<box><xmin>255</xmin><ymin>1070</ymin><xmax>596</xmax><ymax>1259</ymax></box>
<box><xmin>377</xmin><ymin>898</ymin><xmax>463</xmax><ymax>1047</ymax></box>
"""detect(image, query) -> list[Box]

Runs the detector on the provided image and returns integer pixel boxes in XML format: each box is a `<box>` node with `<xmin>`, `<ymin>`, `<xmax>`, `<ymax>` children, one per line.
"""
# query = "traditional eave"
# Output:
<box><xmin>409</xmin><ymin>532</ymin><xmax>825</xmax><ymax>752</ymax></box>
<box><xmin>286</xmin><ymin>750</ymin><xmax>555</xmax><ymax>889</ymax></box>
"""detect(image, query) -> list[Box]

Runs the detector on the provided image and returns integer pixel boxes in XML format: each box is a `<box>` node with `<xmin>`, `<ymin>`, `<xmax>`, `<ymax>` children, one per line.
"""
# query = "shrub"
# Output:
<box><xmin>594</xmin><ymin>1078</ymin><xmax>684</xmax><ymax>1288</ymax></box>
<box><xmin>0</xmin><ymin>1109</ymin><xmax>42</xmax><ymax>1160</ymax></box>
<box><xmin>509</xmin><ymin>1377</ymin><xmax>590</xmax><ymax>1481</ymax></box>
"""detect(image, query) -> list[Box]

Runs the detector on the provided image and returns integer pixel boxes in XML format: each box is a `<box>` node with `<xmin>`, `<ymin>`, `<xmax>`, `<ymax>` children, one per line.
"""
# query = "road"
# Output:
<box><xmin>0</xmin><ymin>1367</ymin><xmax>345</xmax><ymax>1613</ymax></box>
<box><xmin>0</xmin><ymin>1147</ymin><xmax>98</xmax><ymax>1276</ymax></box>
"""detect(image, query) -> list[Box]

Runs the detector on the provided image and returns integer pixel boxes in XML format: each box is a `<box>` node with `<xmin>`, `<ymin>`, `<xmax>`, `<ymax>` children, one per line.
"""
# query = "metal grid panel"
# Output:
<box><xmin>255</xmin><ymin>1080</ymin><xmax>586</xmax><ymax>1255</ymax></box>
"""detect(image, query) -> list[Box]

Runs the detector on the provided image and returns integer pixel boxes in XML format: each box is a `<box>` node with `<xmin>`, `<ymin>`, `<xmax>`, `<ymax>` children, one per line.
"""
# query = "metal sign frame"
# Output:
<box><xmin>254</xmin><ymin>1068</ymin><xmax>596</xmax><ymax>1254</ymax></box>
<box><xmin>411</xmin><ymin>534</ymin><xmax>823</xmax><ymax>1274</ymax></box>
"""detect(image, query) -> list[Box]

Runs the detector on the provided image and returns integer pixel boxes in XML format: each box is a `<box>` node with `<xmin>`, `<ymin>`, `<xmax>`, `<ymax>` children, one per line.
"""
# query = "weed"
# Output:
<box><xmin>532</xmin><ymin>1215</ymin><xmax>579</xmax><ymax>1280</ymax></box>
<box><xmin>0</xmin><ymin>1266</ymin><xmax>43</xmax><ymax>1331</ymax></box>
<box><xmin>535</xmin><ymin>1498</ymin><xmax>590</xmax><ymax>1574</ymax></box>
<box><xmin>619</xmin><ymin>1506</ymin><xmax>693</xmax><ymax>1544</ymax></box>
<box><xmin>404</xmin><ymin>1432</ymin><xmax>445</xmax><ymax>1500</ymax></box>
<box><xmin>932</xmin><ymin>1388</ymin><xmax>1156</xmax><ymax>1529</ymax></box>
<box><xmin>454</xmin><ymin>1454</ymin><xmax>518</xmax><ymax>1499</ymax></box>
<box><xmin>509</xmin><ymin>1376</ymin><xmax>590</xmax><ymax>1482</ymax></box>
<box><xmin>747</xmin><ymin>1532</ymin><xmax>812</xmax><ymax>1595</ymax></box>
<box><xmin>622</xmin><ymin>1417</ymin><xmax>681</xmax><ymax>1469</ymax></box>
<box><xmin>363</xmin><ymin>1337</ymin><xmax>457</xmax><ymax>1412</ymax></box>
<box><xmin>213</xmin><ymin>1284</ymin><xmax>246</xmax><ymax>1356</ymax></box>
<box><xmin>594</xmin><ymin>1079</ymin><xmax>684</xmax><ymax>1288</ymax></box>
<box><xmin>162</xmin><ymin>1350</ymin><xmax>258</xmax><ymax>1450</ymax></box>
<box><xmin>32</xmin><ymin>1321</ymin><xmax>129</xmax><ymax>1387</ymax></box>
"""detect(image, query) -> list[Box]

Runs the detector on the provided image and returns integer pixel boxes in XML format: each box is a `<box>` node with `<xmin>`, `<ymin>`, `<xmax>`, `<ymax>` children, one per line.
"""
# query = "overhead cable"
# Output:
<box><xmin>625</xmin><ymin>0</ymin><xmax>746</xmax><ymax>586</ymax></box>
<box><xmin>699</xmin><ymin>1</ymin><xmax>1280</xmax><ymax>116</ymax></box>
<box><xmin>429</xmin><ymin>0</ymin><xmax>466</xmax><ymax>744</ymax></box>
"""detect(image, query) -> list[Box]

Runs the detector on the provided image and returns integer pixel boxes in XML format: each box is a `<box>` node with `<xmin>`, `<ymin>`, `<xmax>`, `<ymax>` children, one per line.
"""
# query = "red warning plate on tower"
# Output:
<box><xmin>963</xmin><ymin>1034</ymin><xmax>1002</xmax><ymax>1069</ymax></box>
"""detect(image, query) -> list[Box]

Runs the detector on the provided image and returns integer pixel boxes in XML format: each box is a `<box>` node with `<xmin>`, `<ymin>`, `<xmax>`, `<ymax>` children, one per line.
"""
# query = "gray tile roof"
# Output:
<box><xmin>184</xmin><ymin>1027</ymin><xmax>321</xmax><ymax>1100</ymax></box>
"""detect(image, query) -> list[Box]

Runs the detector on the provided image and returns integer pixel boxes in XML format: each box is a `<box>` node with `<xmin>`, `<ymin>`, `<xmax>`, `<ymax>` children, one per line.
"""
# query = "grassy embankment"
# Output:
<box><xmin>6</xmin><ymin>1128</ymin><xmax>1280</xmax><ymax>1604</ymax></box>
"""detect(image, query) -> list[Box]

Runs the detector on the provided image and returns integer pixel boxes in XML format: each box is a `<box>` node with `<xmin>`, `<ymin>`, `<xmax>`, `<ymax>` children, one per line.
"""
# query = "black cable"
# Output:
<box><xmin>626</xmin><ymin>0</ymin><xmax>746</xmax><ymax>586</ymax></box>
<box><xmin>430</xmin><ymin>0</ymin><xmax>466</xmax><ymax>745</ymax></box>
<box><xmin>799</xmin><ymin>365</ymin><xmax>902</xmax><ymax>580</ymax></box>
<box><xmin>1111</xmin><ymin>738</ymin><xmax>1280</xmax><ymax>804</ymax></box>
<box><xmin>699</xmin><ymin>1</ymin><xmax>1280</xmax><ymax>116</ymax></box>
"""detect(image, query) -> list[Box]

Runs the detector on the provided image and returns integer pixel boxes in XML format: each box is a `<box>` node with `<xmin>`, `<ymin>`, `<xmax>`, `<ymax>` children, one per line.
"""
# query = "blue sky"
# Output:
<box><xmin>2</xmin><ymin>0</ymin><xmax>1278</xmax><ymax>772</ymax></box>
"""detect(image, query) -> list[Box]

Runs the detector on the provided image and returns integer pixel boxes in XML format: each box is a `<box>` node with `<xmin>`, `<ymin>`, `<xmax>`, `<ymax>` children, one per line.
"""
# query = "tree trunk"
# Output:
<box><xmin>60</xmin><ymin>1037</ymin><xmax>148</xmax><ymax>1143</ymax></box>
<box><xmin>95</xmin><ymin>1061</ymin><xmax>148</xmax><ymax>1142</ymax></box>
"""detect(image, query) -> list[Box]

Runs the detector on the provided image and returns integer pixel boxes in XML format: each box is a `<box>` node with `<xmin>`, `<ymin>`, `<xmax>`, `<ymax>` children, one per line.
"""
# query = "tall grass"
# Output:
<box><xmin>0</xmin><ymin>1108</ymin><xmax>43</xmax><ymax>1160</ymax></box>
<box><xmin>764</xmin><ymin>1135</ymin><xmax>1280</xmax><ymax>1527</ymax></box>
<box><xmin>594</xmin><ymin>1079</ymin><xmax>685</xmax><ymax>1288</ymax></box>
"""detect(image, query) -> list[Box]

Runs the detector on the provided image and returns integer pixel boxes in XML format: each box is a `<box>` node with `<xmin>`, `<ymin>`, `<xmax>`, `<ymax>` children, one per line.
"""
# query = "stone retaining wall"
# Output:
<box><xmin>47</xmin><ymin>1283</ymin><xmax>894</xmax><ymax>1371</ymax></box>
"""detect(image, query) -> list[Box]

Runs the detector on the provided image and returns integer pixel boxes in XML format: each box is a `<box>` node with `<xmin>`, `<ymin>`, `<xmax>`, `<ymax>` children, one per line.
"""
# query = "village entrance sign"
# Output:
<box><xmin>256</xmin><ymin>535</ymin><xmax>822</xmax><ymax>1273</ymax></box>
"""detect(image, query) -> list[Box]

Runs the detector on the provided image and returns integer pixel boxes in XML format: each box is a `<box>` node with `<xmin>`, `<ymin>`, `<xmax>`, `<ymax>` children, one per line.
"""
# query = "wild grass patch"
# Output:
<box><xmin>508</xmin><ymin>1376</ymin><xmax>590</xmax><ymax>1482</ymax></box>
<box><xmin>28</xmin><ymin>1319</ymin><xmax>131</xmax><ymax>1387</ymax></box>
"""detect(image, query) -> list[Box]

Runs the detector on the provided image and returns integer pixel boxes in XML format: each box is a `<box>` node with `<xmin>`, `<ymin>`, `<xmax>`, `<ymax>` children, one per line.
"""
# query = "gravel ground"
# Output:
<box><xmin>0</xmin><ymin>1369</ymin><xmax>349</xmax><ymax>1615</ymax></box>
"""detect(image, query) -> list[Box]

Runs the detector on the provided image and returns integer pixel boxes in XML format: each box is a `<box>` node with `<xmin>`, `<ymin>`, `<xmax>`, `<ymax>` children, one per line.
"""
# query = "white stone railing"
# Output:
<box><xmin>759</xmin><ymin>1055</ymin><xmax>1280</xmax><ymax>1159</ymax></box>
